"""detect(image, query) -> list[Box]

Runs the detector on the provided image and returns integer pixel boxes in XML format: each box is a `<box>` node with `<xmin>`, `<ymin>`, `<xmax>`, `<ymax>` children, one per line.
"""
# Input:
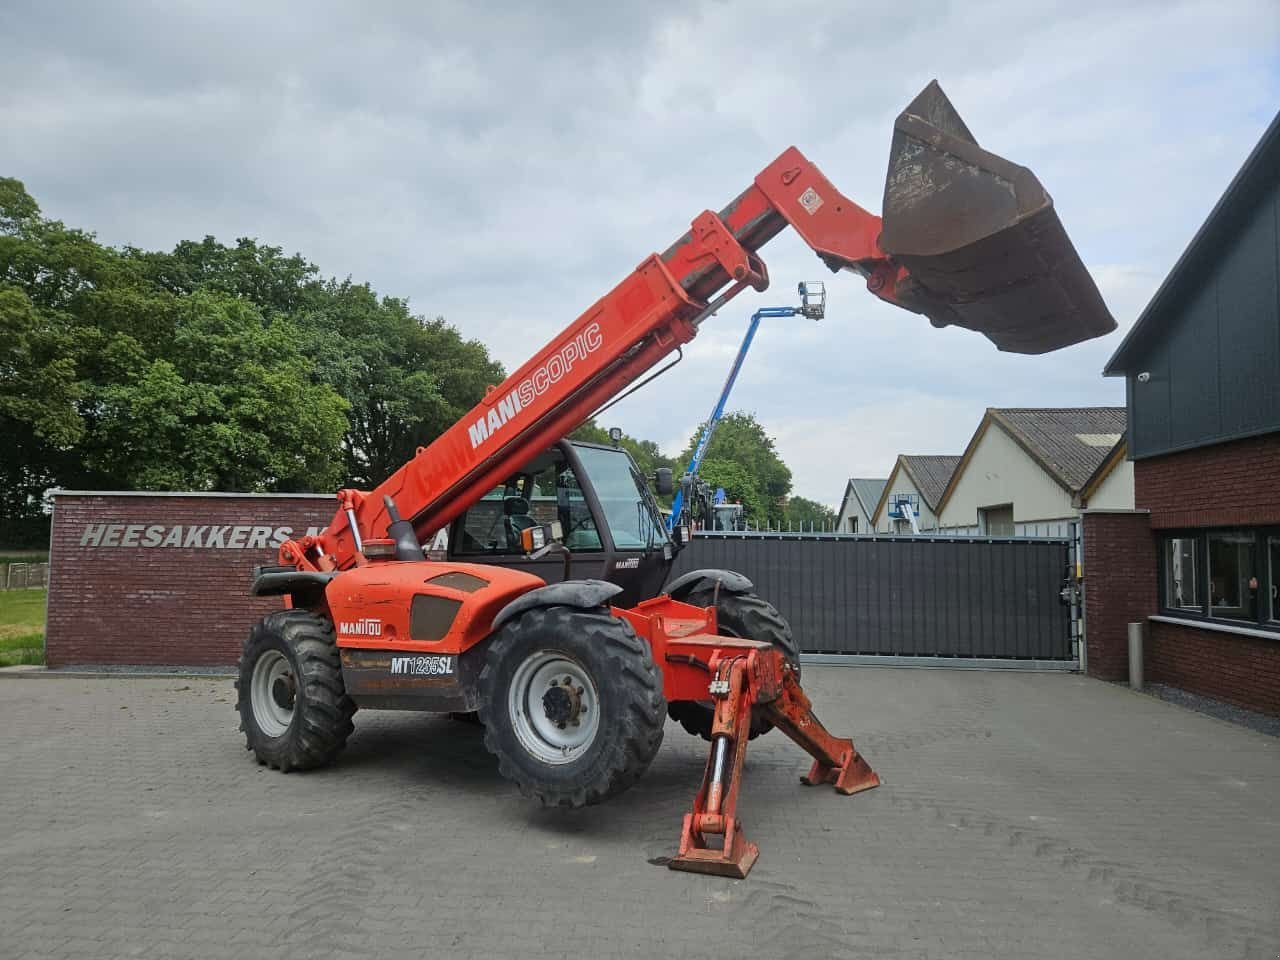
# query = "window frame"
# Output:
<box><xmin>1157</xmin><ymin>526</ymin><xmax>1279</xmax><ymax>635</ymax></box>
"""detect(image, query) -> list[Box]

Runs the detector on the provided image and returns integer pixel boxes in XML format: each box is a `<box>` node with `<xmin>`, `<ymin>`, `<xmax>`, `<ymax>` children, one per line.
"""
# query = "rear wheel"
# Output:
<box><xmin>236</xmin><ymin>610</ymin><xmax>356</xmax><ymax>772</ymax></box>
<box><xmin>478</xmin><ymin>604</ymin><xmax>665</xmax><ymax>807</ymax></box>
<box><xmin>667</xmin><ymin>588</ymin><xmax>798</xmax><ymax>741</ymax></box>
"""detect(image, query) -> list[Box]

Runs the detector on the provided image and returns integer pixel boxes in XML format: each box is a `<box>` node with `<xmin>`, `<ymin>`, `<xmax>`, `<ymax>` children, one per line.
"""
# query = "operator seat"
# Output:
<box><xmin>502</xmin><ymin>496</ymin><xmax>537</xmax><ymax>548</ymax></box>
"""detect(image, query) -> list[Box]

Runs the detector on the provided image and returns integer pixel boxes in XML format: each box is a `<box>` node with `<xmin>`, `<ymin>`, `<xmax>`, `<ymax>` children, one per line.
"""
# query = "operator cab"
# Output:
<box><xmin>446</xmin><ymin>439</ymin><xmax>673</xmax><ymax>607</ymax></box>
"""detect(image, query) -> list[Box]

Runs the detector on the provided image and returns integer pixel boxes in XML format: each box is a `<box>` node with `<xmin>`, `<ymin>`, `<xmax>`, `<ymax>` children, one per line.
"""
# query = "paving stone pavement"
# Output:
<box><xmin>1</xmin><ymin>667</ymin><xmax>1277</xmax><ymax>960</ymax></box>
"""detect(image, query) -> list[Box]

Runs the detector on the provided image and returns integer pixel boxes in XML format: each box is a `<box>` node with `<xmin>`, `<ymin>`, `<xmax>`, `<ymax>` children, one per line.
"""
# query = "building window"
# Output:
<box><xmin>1208</xmin><ymin>531</ymin><xmax>1258</xmax><ymax>621</ymax></box>
<box><xmin>980</xmin><ymin>504</ymin><xmax>1014</xmax><ymax>537</ymax></box>
<box><xmin>1159</xmin><ymin>528</ymin><xmax>1279</xmax><ymax>633</ymax></box>
<box><xmin>1163</xmin><ymin>537</ymin><xmax>1201</xmax><ymax>610</ymax></box>
<box><xmin>847</xmin><ymin>516</ymin><xmax>859</xmax><ymax>534</ymax></box>
<box><xmin>1270</xmin><ymin>537</ymin><xmax>1280</xmax><ymax>622</ymax></box>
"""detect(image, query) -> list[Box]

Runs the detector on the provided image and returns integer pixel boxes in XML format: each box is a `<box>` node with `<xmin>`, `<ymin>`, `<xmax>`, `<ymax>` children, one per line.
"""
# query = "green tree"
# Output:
<box><xmin>784</xmin><ymin>495</ymin><xmax>836</xmax><ymax>529</ymax></box>
<box><xmin>696</xmin><ymin>458</ymin><xmax>765</xmax><ymax>520</ymax></box>
<box><xmin>83</xmin><ymin>293</ymin><xmax>350</xmax><ymax>491</ymax></box>
<box><xmin>0</xmin><ymin>177</ymin><xmax>510</xmax><ymax>547</ymax></box>
<box><xmin>294</xmin><ymin>281</ymin><xmax>504</xmax><ymax>487</ymax></box>
<box><xmin>132</xmin><ymin>235</ymin><xmax>507</xmax><ymax>487</ymax></box>
<box><xmin>677</xmin><ymin>412</ymin><xmax>791</xmax><ymax>525</ymax></box>
<box><xmin>132</xmin><ymin>235</ymin><xmax>318</xmax><ymax>316</ymax></box>
<box><xmin>0</xmin><ymin>179</ymin><xmax>100</xmax><ymax>543</ymax></box>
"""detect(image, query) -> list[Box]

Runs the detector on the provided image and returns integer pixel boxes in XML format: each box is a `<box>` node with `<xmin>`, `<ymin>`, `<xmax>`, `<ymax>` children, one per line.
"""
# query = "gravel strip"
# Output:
<box><xmin>1143</xmin><ymin>682</ymin><xmax>1280</xmax><ymax>737</ymax></box>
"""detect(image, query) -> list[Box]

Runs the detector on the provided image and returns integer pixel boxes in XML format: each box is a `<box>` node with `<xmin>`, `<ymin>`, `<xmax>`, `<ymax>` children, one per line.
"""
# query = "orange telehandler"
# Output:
<box><xmin>236</xmin><ymin>82</ymin><xmax>1115</xmax><ymax>877</ymax></box>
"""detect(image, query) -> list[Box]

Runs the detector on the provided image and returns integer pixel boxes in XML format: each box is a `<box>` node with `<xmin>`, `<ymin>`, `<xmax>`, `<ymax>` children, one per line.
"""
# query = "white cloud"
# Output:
<box><xmin>2</xmin><ymin>0</ymin><xmax>1277</xmax><ymax>509</ymax></box>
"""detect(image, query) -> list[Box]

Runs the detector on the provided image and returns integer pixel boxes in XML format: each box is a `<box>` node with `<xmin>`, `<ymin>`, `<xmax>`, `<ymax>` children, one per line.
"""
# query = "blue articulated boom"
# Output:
<box><xmin>667</xmin><ymin>282</ymin><xmax>826</xmax><ymax>532</ymax></box>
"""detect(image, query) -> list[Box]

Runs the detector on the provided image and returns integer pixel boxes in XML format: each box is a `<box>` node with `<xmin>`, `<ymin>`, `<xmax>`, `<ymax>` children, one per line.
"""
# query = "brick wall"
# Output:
<box><xmin>46</xmin><ymin>493</ymin><xmax>333</xmax><ymax>667</ymax></box>
<box><xmin>1082</xmin><ymin>511</ymin><xmax>1157</xmax><ymax>681</ymax></box>
<box><xmin>1136</xmin><ymin>432</ymin><xmax>1280</xmax><ymax>528</ymax></box>
<box><xmin>1146</xmin><ymin>620</ymin><xmax>1280</xmax><ymax>715</ymax></box>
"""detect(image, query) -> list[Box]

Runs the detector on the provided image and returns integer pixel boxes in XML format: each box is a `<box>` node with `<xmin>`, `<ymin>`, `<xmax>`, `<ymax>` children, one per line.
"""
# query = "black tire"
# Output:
<box><xmin>667</xmin><ymin>587</ymin><xmax>799</xmax><ymax>741</ymax></box>
<box><xmin>235</xmin><ymin>609</ymin><xmax>356</xmax><ymax>772</ymax></box>
<box><xmin>477</xmin><ymin>604</ymin><xmax>665</xmax><ymax>808</ymax></box>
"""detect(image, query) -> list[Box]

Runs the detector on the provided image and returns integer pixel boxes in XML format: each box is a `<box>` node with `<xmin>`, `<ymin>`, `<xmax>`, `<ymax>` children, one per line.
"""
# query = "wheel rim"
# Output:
<box><xmin>507</xmin><ymin>651</ymin><xmax>601</xmax><ymax>765</ymax></box>
<box><xmin>251</xmin><ymin>649</ymin><xmax>296</xmax><ymax>738</ymax></box>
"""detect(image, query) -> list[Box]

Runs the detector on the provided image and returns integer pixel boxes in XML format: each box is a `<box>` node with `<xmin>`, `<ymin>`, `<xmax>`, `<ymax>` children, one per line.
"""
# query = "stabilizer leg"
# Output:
<box><xmin>668</xmin><ymin>658</ymin><xmax>759</xmax><ymax>878</ymax></box>
<box><xmin>765</xmin><ymin>667</ymin><xmax>881</xmax><ymax>796</ymax></box>
<box><xmin>665</xmin><ymin>646</ymin><xmax>879</xmax><ymax>879</ymax></box>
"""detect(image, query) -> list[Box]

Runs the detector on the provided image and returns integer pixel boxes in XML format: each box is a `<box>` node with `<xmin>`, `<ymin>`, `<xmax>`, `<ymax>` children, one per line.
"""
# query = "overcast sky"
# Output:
<box><xmin>3</xmin><ymin>1</ymin><xmax>1277</xmax><ymax>505</ymax></box>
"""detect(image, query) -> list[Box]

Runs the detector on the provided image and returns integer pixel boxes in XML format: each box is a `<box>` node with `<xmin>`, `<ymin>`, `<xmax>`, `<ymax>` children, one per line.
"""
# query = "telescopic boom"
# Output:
<box><xmin>279</xmin><ymin>81</ymin><xmax>1114</xmax><ymax>574</ymax></box>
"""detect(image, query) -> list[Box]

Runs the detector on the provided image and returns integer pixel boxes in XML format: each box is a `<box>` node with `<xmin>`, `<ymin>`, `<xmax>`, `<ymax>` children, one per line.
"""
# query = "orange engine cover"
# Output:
<box><xmin>324</xmin><ymin>560</ymin><xmax>545</xmax><ymax>656</ymax></box>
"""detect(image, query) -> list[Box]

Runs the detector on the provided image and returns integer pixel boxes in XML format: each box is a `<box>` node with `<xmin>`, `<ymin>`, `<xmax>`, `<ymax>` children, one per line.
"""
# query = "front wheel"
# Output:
<box><xmin>478</xmin><ymin>604</ymin><xmax>665</xmax><ymax>808</ymax></box>
<box><xmin>236</xmin><ymin>609</ymin><xmax>356</xmax><ymax>772</ymax></box>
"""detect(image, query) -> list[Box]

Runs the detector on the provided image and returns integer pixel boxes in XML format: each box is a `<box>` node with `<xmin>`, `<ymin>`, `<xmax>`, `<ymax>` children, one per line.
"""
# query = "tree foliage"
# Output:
<box><xmin>783</xmin><ymin>495</ymin><xmax>837</xmax><ymax>529</ymax></box>
<box><xmin>0</xmin><ymin>176</ymin><xmax>816</xmax><ymax>548</ymax></box>
<box><xmin>677</xmin><ymin>412</ymin><xmax>792</xmax><ymax>525</ymax></box>
<box><xmin>0</xmin><ymin>177</ymin><xmax>502</xmax><ymax>545</ymax></box>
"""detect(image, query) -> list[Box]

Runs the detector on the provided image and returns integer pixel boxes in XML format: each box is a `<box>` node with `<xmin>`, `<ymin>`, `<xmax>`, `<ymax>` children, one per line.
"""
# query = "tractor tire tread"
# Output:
<box><xmin>236</xmin><ymin>609</ymin><xmax>356</xmax><ymax>772</ymax></box>
<box><xmin>478</xmin><ymin>604</ymin><xmax>664</xmax><ymax>808</ymax></box>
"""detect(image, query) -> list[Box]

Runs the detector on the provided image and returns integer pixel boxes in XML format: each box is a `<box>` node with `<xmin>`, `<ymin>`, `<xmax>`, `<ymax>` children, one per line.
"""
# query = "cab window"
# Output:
<box><xmin>452</xmin><ymin>456</ymin><xmax>601</xmax><ymax>555</ymax></box>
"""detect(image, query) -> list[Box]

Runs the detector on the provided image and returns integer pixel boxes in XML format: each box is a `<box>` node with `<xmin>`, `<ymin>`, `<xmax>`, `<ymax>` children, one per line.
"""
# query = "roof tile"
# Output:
<box><xmin>900</xmin><ymin>455</ymin><xmax>962</xmax><ymax>510</ymax></box>
<box><xmin>989</xmin><ymin>407</ymin><xmax>1126</xmax><ymax>492</ymax></box>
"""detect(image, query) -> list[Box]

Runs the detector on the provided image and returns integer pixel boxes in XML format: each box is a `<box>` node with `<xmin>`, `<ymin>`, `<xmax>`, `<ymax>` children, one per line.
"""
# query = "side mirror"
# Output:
<box><xmin>653</xmin><ymin>468</ymin><xmax>674</xmax><ymax>496</ymax></box>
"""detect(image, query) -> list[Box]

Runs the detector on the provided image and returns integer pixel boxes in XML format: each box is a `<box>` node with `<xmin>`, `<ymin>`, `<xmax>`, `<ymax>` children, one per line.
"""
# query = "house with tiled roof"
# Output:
<box><xmin>870</xmin><ymin>455</ymin><xmax>962</xmax><ymax>533</ymax></box>
<box><xmin>934</xmin><ymin>408</ymin><xmax>1133</xmax><ymax>536</ymax></box>
<box><xmin>835</xmin><ymin>478</ymin><xmax>887</xmax><ymax>534</ymax></box>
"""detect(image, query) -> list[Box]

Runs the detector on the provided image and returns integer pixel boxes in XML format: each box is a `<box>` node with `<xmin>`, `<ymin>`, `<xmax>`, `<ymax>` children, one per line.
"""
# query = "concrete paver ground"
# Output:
<box><xmin>1</xmin><ymin>667</ymin><xmax>1277</xmax><ymax>960</ymax></box>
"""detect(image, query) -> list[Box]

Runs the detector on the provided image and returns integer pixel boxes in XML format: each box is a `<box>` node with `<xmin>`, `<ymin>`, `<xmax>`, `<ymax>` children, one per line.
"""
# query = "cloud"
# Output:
<box><xmin>3</xmin><ymin>0</ymin><xmax>1277</xmax><ymax>508</ymax></box>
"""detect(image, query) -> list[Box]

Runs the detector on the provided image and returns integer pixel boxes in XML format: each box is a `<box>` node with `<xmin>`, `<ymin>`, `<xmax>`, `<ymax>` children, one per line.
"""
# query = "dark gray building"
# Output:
<box><xmin>1093</xmin><ymin>109</ymin><xmax>1280</xmax><ymax>717</ymax></box>
<box><xmin>1105</xmin><ymin>113</ymin><xmax>1280</xmax><ymax>457</ymax></box>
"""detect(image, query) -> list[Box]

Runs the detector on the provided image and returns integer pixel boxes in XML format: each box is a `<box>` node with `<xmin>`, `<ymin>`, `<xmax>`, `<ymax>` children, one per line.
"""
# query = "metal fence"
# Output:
<box><xmin>669</xmin><ymin>532</ymin><xmax>1072</xmax><ymax>660</ymax></box>
<box><xmin>2</xmin><ymin>562</ymin><xmax>50</xmax><ymax>590</ymax></box>
<box><xmin>737</xmin><ymin>519</ymin><xmax>1077</xmax><ymax>537</ymax></box>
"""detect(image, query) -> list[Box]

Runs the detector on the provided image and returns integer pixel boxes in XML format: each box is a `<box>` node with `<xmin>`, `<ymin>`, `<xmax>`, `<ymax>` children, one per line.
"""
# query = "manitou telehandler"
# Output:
<box><xmin>237</xmin><ymin>82</ymin><xmax>1114</xmax><ymax>877</ymax></box>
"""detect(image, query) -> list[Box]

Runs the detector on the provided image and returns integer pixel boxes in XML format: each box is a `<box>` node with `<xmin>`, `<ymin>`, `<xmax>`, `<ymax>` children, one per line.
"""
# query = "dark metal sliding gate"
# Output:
<box><xmin>667</xmin><ymin>532</ymin><xmax>1073</xmax><ymax>660</ymax></box>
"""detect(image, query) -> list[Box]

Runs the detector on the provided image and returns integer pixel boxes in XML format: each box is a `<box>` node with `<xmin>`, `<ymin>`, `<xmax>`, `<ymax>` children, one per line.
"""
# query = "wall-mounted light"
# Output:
<box><xmin>1137</xmin><ymin>371</ymin><xmax>1151</xmax><ymax>383</ymax></box>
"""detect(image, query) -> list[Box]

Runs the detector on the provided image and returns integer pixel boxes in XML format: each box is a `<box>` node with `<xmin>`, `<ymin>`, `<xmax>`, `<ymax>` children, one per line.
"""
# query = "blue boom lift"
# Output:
<box><xmin>667</xmin><ymin>281</ymin><xmax>826</xmax><ymax>532</ymax></box>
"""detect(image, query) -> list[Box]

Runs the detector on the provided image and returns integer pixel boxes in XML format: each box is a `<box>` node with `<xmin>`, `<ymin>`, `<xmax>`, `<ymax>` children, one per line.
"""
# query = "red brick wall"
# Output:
<box><xmin>46</xmin><ymin>493</ymin><xmax>334</xmax><ymax>667</ymax></box>
<box><xmin>1129</xmin><ymin>433</ymin><xmax>1280</xmax><ymax>716</ymax></box>
<box><xmin>1147</xmin><ymin>620</ymin><xmax>1280</xmax><ymax>716</ymax></box>
<box><xmin>1082</xmin><ymin>511</ymin><xmax>1157</xmax><ymax>681</ymax></box>
<box><xmin>1136</xmin><ymin>432</ymin><xmax>1280</xmax><ymax>528</ymax></box>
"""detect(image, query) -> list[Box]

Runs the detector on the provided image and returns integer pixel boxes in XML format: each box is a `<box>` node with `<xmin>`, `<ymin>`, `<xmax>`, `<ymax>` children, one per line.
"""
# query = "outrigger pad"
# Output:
<box><xmin>879</xmin><ymin>80</ymin><xmax>1116</xmax><ymax>354</ymax></box>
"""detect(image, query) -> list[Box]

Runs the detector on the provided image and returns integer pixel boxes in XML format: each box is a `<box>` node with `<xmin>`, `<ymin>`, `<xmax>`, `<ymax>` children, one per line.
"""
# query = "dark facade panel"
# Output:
<box><xmin>1128</xmin><ymin>349</ymin><xmax>1171</xmax><ymax>455</ymax></box>
<box><xmin>1128</xmin><ymin>176</ymin><xmax>1280</xmax><ymax>459</ymax></box>
<box><xmin>1217</xmin><ymin>188</ymin><xmax>1280</xmax><ymax>438</ymax></box>
<box><xmin>668</xmin><ymin>534</ymin><xmax>1072</xmax><ymax>659</ymax></box>
<box><xmin>1166</xmin><ymin>283</ymin><xmax>1222</xmax><ymax>448</ymax></box>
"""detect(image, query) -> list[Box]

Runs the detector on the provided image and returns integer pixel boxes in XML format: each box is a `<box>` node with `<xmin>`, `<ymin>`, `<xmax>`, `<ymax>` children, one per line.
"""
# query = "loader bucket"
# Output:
<box><xmin>879</xmin><ymin>81</ymin><xmax>1115</xmax><ymax>354</ymax></box>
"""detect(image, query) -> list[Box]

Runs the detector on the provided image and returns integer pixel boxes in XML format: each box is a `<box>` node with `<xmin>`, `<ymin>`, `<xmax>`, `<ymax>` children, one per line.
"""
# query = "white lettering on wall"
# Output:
<box><xmin>75</xmin><ymin>523</ymin><xmax>328</xmax><ymax>549</ymax></box>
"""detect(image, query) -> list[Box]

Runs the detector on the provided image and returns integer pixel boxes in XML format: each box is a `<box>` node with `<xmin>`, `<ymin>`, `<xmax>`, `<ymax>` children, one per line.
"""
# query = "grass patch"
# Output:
<box><xmin>0</xmin><ymin>587</ymin><xmax>45</xmax><ymax>667</ymax></box>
